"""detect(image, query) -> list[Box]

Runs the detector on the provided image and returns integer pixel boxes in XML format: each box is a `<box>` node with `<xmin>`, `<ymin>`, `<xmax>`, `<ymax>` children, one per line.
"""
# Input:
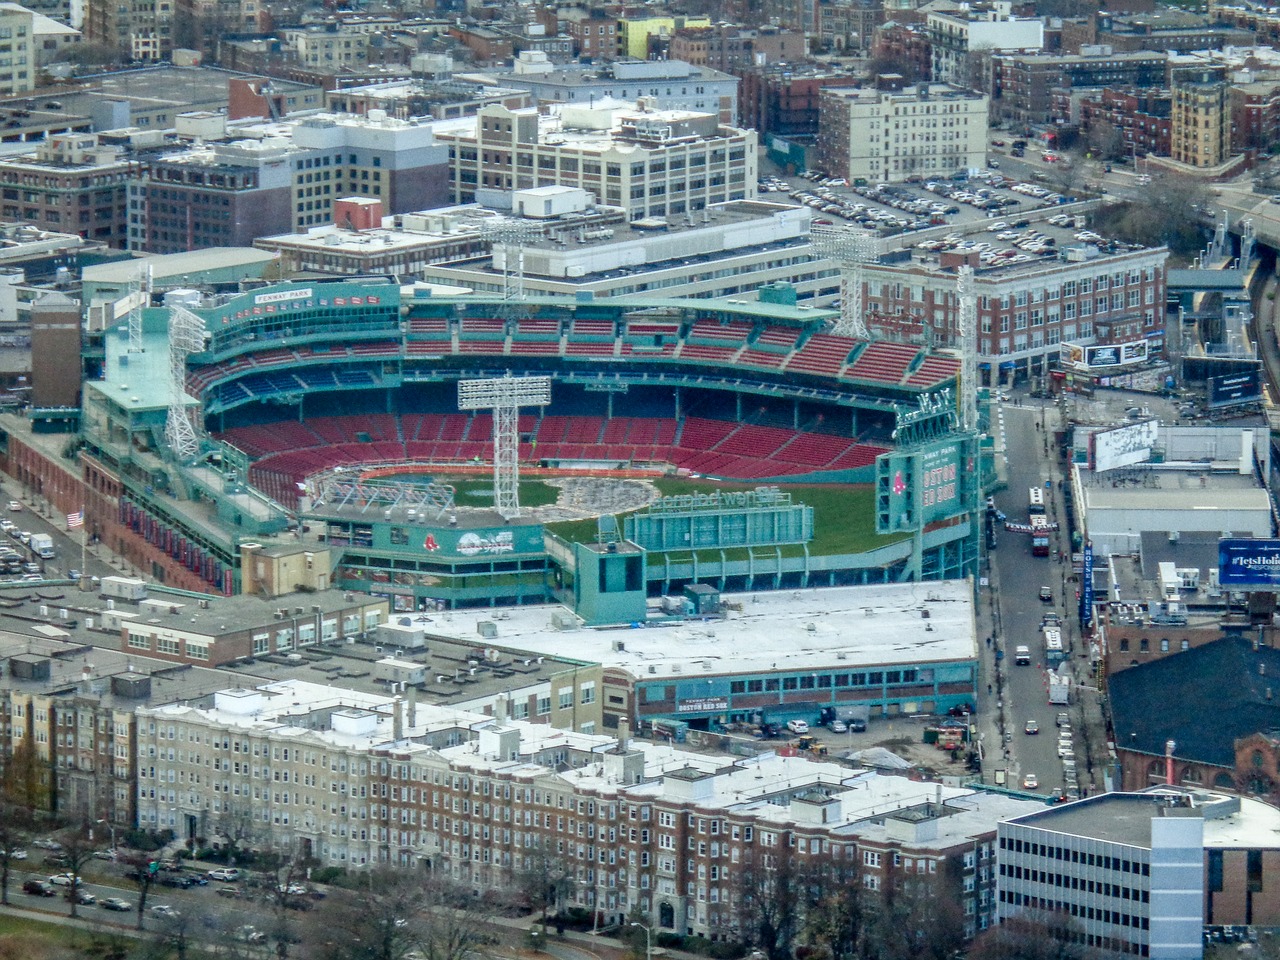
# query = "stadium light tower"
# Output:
<box><xmin>165</xmin><ymin>304</ymin><xmax>207</xmax><ymax>463</ymax></box>
<box><xmin>458</xmin><ymin>375</ymin><xmax>552</xmax><ymax>519</ymax></box>
<box><xmin>810</xmin><ymin>226</ymin><xmax>879</xmax><ymax>339</ymax></box>
<box><xmin>956</xmin><ymin>264</ymin><xmax>978</xmax><ymax>433</ymax></box>
<box><xmin>484</xmin><ymin>218</ymin><xmax>543</xmax><ymax>302</ymax></box>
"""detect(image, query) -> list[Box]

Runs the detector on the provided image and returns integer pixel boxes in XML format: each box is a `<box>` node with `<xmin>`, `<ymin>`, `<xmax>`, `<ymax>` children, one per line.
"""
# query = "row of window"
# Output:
<box><xmin>728</xmin><ymin>668</ymin><xmax>922</xmax><ymax>694</ymax></box>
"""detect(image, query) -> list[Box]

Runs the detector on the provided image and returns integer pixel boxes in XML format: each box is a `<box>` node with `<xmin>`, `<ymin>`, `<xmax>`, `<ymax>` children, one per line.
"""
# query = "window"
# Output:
<box><xmin>580</xmin><ymin>682</ymin><xmax>596</xmax><ymax>705</ymax></box>
<box><xmin>558</xmin><ymin>688</ymin><xmax>573</xmax><ymax>710</ymax></box>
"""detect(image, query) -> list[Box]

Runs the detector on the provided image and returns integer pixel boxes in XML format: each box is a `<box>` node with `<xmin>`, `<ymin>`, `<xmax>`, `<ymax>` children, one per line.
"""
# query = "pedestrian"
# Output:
<box><xmin>986</xmin><ymin>636</ymin><xmax>992</xmax><ymax>648</ymax></box>
<box><xmin>987</xmin><ymin>683</ymin><xmax>993</xmax><ymax>695</ymax></box>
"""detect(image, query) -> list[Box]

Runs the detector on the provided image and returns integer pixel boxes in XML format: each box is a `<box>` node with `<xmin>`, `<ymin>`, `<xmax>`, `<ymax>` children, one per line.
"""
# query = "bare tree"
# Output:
<box><xmin>799</xmin><ymin>866</ymin><xmax>867</xmax><ymax>960</ymax></box>
<box><xmin>0</xmin><ymin>795</ymin><xmax>35</xmax><ymax>904</ymax></box>
<box><xmin>306</xmin><ymin>867</ymin><xmax>492</xmax><ymax>960</ymax></box>
<box><xmin>118</xmin><ymin>850</ymin><xmax>161</xmax><ymax>930</ymax></box>
<box><xmin>513</xmin><ymin>848</ymin><xmax>573</xmax><ymax>934</ymax></box>
<box><xmin>968</xmin><ymin>909</ymin><xmax>1102</xmax><ymax>960</ymax></box>
<box><xmin>51</xmin><ymin>821</ymin><xmax>97</xmax><ymax>919</ymax></box>
<box><xmin>731</xmin><ymin>841</ymin><xmax>803</xmax><ymax>960</ymax></box>
<box><xmin>860</xmin><ymin>870</ymin><xmax>966</xmax><ymax>960</ymax></box>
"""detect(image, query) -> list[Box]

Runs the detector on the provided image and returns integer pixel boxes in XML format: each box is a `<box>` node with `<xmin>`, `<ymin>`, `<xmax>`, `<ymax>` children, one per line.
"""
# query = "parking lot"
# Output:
<box><xmin>759</xmin><ymin>167</ymin><xmax>1091</xmax><ymax>240</ymax></box>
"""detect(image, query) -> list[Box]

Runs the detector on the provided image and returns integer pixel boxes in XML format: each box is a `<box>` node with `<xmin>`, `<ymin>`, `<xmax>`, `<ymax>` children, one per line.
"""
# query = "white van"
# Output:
<box><xmin>1014</xmin><ymin>645</ymin><xmax>1032</xmax><ymax>665</ymax></box>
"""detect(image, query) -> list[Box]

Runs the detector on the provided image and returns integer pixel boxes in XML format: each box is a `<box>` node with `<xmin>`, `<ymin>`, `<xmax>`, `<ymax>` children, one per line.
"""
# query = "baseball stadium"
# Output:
<box><xmin>8</xmin><ymin>278</ymin><xmax>984</xmax><ymax>615</ymax></box>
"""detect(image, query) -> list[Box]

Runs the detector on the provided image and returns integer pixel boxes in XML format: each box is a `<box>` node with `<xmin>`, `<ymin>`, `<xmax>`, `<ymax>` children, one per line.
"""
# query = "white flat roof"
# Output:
<box><xmin>426</xmin><ymin>581</ymin><xmax>977</xmax><ymax>680</ymax></box>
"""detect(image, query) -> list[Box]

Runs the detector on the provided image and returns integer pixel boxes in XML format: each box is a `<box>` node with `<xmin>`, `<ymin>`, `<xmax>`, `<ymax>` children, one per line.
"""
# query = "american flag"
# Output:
<box><xmin>67</xmin><ymin>511</ymin><xmax>83</xmax><ymax>529</ymax></box>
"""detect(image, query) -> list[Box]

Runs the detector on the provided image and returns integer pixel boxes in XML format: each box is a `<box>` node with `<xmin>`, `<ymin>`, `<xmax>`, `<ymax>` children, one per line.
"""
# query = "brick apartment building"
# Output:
<box><xmin>667</xmin><ymin>25</ymin><xmax>807</xmax><ymax>73</ymax></box>
<box><xmin>992</xmin><ymin>51</ymin><xmax>1167</xmax><ymax>128</ymax></box>
<box><xmin>1072</xmin><ymin>86</ymin><xmax>1172</xmax><ymax>158</ymax></box>
<box><xmin>739</xmin><ymin>65</ymin><xmax>861</xmax><ymax>140</ymax></box>
<box><xmin>870</xmin><ymin>22</ymin><xmax>933</xmax><ymax>84</ymax></box>
<box><xmin>0</xmin><ymin>134</ymin><xmax>139</xmax><ymax>248</ymax></box>
<box><xmin>134</xmin><ymin>678</ymin><xmax>1038</xmax><ymax>939</ymax></box>
<box><xmin>857</xmin><ymin>243</ymin><xmax>1167</xmax><ymax>385</ymax></box>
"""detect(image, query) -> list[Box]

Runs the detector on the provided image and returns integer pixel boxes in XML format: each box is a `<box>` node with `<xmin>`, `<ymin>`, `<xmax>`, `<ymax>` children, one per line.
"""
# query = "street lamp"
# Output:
<box><xmin>95</xmin><ymin>819</ymin><xmax>116</xmax><ymax>851</ymax></box>
<box><xmin>631</xmin><ymin>922</ymin><xmax>652</xmax><ymax>960</ymax></box>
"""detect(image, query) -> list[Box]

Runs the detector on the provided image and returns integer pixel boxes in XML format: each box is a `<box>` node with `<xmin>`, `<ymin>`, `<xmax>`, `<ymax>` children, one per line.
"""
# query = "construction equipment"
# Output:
<box><xmin>791</xmin><ymin>736</ymin><xmax>828</xmax><ymax>756</ymax></box>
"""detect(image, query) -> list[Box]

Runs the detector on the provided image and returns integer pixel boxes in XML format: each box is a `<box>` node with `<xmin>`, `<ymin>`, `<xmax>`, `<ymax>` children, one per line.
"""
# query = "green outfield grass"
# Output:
<box><xmin>438</xmin><ymin>477</ymin><xmax>561</xmax><ymax>508</ymax></box>
<box><xmin>546</xmin><ymin>478</ymin><xmax>909</xmax><ymax>558</ymax></box>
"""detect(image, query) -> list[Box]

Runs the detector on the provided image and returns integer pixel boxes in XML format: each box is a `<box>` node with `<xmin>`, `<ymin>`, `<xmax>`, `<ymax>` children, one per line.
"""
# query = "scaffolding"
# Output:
<box><xmin>458</xmin><ymin>375</ymin><xmax>552</xmax><ymax>519</ymax></box>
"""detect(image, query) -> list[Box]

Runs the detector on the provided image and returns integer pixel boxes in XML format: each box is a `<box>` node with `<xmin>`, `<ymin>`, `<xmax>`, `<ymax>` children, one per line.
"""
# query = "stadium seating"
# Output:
<box><xmin>230</xmin><ymin>410</ymin><xmax>891</xmax><ymax>501</ymax></box>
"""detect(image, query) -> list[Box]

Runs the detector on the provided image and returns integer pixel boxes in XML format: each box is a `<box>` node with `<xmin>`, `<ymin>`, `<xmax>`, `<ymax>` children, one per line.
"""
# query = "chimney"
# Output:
<box><xmin>617</xmin><ymin>716</ymin><xmax>631</xmax><ymax>752</ymax></box>
<box><xmin>1165</xmin><ymin>739</ymin><xmax>1177</xmax><ymax>785</ymax></box>
<box><xmin>408</xmin><ymin>685</ymin><xmax>417</xmax><ymax>728</ymax></box>
<box><xmin>393</xmin><ymin>696</ymin><xmax>404</xmax><ymax>741</ymax></box>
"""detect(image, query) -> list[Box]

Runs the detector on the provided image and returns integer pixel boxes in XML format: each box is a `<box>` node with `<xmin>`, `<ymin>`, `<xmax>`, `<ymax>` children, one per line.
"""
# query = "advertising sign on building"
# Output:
<box><xmin>1219</xmin><ymin>538</ymin><xmax>1280</xmax><ymax>587</ymax></box>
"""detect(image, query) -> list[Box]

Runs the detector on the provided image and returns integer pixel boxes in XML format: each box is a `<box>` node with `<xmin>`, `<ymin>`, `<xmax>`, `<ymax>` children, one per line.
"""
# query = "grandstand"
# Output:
<box><xmin>61</xmin><ymin>279</ymin><xmax>978</xmax><ymax>606</ymax></box>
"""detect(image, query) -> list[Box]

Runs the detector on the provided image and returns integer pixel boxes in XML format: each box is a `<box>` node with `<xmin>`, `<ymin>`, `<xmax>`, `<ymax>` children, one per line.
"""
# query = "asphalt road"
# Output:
<box><xmin>987</xmin><ymin>400</ymin><xmax>1080</xmax><ymax>798</ymax></box>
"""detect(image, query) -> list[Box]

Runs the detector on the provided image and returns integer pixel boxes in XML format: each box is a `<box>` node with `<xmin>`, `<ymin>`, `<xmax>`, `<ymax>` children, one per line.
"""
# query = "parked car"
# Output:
<box><xmin>4</xmin><ymin>848</ymin><xmax>26</xmax><ymax>860</ymax></box>
<box><xmin>158</xmin><ymin>874</ymin><xmax>193</xmax><ymax>889</ymax></box>
<box><xmin>48</xmin><ymin>873</ymin><xmax>82</xmax><ymax>887</ymax></box>
<box><xmin>829</xmin><ymin>719</ymin><xmax>848</xmax><ymax>733</ymax></box>
<box><xmin>71</xmin><ymin>890</ymin><xmax>97</xmax><ymax>906</ymax></box>
<box><xmin>100</xmin><ymin>897</ymin><xmax>133</xmax><ymax>912</ymax></box>
<box><xmin>785</xmin><ymin>719</ymin><xmax>810</xmax><ymax>735</ymax></box>
<box><xmin>23</xmin><ymin>879</ymin><xmax>55</xmax><ymax>896</ymax></box>
<box><xmin>207</xmin><ymin>868</ymin><xmax>241</xmax><ymax>882</ymax></box>
<box><xmin>6</xmin><ymin>500</ymin><xmax>20</xmax><ymax>511</ymax></box>
<box><xmin>92</xmin><ymin>849</ymin><xmax>117</xmax><ymax>861</ymax></box>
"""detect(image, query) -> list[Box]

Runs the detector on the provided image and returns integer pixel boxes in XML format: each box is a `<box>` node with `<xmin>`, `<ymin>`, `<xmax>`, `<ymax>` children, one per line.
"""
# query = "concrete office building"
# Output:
<box><xmin>927</xmin><ymin>7</ymin><xmax>1044</xmax><ymax>87</ymax></box>
<box><xmin>0</xmin><ymin>3</ymin><xmax>34</xmax><ymax>96</ymax></box>
<box><xmin>817</xmin><ymin>80</ymin><xmax>989</xmax><ymax>184</ymax></box>
<box><xmin>436</xmin><ymin>102</ymin><xmax>756</xmax><ymax>219</ymax></box>
<box><xmin>130</xmin><ymin>111</ymin><xmax>449</xmax><ymax>252</ymax></box>
<box><xmin>467</xmin><ymin>57</ymin><xmax>741</xmax><ymax>126</ymax></box>
<box><xmin>998</xmin><ymin>791</ymin><xmax>1244</xmax><ymax>958</ymax></box>
<box><xmin>1072</xmin><ymin>459</ymin><xmax>1270</xmax><ymax>557</ymax></box>
<box><xmin>406</xmin><ymin>198</ymin><xmax>836</xmax><ymax>303</ymax></box>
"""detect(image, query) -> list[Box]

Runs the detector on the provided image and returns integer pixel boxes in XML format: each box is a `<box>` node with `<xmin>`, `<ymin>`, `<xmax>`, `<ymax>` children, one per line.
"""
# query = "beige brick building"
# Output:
<box><xmin>436</xmin><ymin>102</ymin><xmax>757</xmax><ymax>220</ymax></box>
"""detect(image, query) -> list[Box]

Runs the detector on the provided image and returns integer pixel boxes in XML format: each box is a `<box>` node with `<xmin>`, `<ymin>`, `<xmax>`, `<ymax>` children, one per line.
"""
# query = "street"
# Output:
<box><xmin>980</xmin><ymin>396</ymin><xmax>1106</xmax><ymax>800</ymax></box>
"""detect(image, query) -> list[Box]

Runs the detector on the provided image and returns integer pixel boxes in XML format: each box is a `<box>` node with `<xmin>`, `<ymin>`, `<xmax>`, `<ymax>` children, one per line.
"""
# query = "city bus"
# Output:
<box><xmin>1029</xmin><ymin>486</ymin><xmax>1046</xmax><ymax>517</ymax></box>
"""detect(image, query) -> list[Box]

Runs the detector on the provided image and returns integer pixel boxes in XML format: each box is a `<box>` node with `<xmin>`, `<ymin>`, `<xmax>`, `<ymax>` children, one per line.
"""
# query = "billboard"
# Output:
<box><xmin>418</xmin><ymin>525</ymin><xmax>545</xmax><ymax>557</ymax></box>
<box><xmin>1061</xmin><ymin>339</ymin><xmax>1149</xmax><ymax>371</ymax></box>
<box><xmin>1218</xmin><ymin>538</ymin><xmax>1280</xmax><ymax>587</ymax></box>
<box><xmin>1208</xmin><ymin>369</ymin><xmax>1262</xmax><ymax>410</ymax></box>
<box><xmin>1091</xmin><ymin>419</ymin><xmax>1159</xmax><ymax>473</ymax></box>
<box><xmin>1079</xmin><ymin>541</ymin><xmax>1094</xmax><ymax>629</ymax></box>
<box><xmin>876</xmin><ymin>438</ymin><xmax>970</xmax><ymax>533</ymax></box>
